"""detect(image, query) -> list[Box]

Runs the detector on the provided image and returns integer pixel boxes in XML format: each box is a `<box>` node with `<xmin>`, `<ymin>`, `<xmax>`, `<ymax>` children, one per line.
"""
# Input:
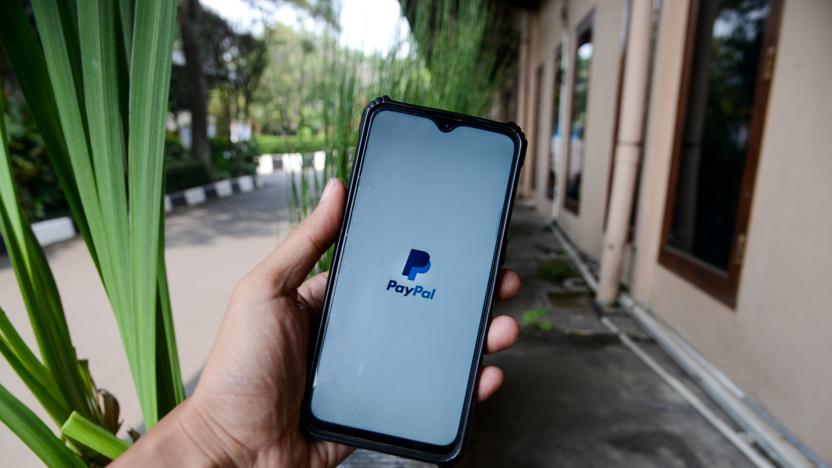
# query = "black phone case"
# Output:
<box><xmin>301</xmin><ymin>96</ymin><xmax>526</xmax><ymax>465</ymax></box>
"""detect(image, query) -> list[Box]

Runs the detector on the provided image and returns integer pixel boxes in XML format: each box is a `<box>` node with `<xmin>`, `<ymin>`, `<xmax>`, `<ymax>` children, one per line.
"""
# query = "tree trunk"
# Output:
<box><xmin>178</xmin><ymin>0</ymin><xmax>212</xmax><ymax>176</ymax></box>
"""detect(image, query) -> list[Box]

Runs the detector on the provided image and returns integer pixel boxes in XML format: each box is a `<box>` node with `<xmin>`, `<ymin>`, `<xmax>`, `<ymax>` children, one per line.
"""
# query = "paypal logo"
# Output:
<box><xmin>386</xmin><ymin>249</ymin><xmax>436</xmax><ymax>300</ymax></box>
<box><xmin>402</xmin><ymin>249</ymin><xmax>431</xmax><ymax>280</ymax></box>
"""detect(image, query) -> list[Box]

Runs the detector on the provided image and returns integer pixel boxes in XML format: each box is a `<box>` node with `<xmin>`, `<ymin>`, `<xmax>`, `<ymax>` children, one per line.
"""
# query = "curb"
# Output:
<box><xmin>164</xmin><ymin>174</ymin><xmax>261</xmax><ymax>213</ymax></box>
<box><xmin>0</xmin><ymin>175</ymin><xmax>261</xmax><ymax>254</ymax></box>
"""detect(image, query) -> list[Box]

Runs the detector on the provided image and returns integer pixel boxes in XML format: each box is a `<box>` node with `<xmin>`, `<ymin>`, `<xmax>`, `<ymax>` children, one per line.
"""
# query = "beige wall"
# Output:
<box><xmin>631</xmin><ymin>0</ymin><xmax>832</xmax><ymax>460</ymax></box>
<box><xmin>521</xmin><ymin>0</ymin><xmax>626</xmax><ymax>257</ymax></box>
<box><xmin>526</xmin><ymin>1</ymin><xmax>561</xmax><ymax>219</ymax></box>
<box><xmin>517</xmin><ymin>0</ymin><xmax>832</xmax><ymax>459</ymax></box>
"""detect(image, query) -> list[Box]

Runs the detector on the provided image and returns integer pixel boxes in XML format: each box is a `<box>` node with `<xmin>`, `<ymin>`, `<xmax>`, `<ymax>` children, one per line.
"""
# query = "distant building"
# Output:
<box><xmin>498</xmin><ymin>0</ymin><xmax>830</xmax><ymax>463</ymax></box>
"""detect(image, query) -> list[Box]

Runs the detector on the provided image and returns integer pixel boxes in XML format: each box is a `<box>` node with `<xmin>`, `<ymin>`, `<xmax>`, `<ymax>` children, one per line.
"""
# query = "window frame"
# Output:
<box><xmin>563</xmin><ymin>10</ymin><xmax>595</xmax><ymax>215</ymax></box>
<box><xmin>658</xmin><ymin>0</ymin><xmax>783</xmax><ymax>308</ymax></box>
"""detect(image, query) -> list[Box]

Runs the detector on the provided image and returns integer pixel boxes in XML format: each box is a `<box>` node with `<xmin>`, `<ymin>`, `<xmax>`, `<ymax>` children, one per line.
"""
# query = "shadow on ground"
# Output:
<box><xmin>165</xmin><ymin>173</ymin><xmax>291</xmax><ymax>247</ymax></box>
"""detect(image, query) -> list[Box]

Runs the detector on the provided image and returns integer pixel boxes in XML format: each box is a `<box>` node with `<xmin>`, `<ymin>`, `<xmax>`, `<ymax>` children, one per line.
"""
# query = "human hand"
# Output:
<box><xmin>113</xmin><ymin>178</ymin><xmax>521</xmax><ymax>467</ymax></box>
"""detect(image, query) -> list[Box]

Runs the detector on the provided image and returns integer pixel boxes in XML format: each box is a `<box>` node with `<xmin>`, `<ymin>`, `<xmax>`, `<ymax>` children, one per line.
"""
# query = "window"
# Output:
<box><xmin>547</xmin><ymin>45</ymin><xmax>565</xmax><ymax>201</ymax></box>
<box><xmin>565</xmin><ymin>14</ymin><xmax>593</xmax><ymax>214</ymax></box>
<box><xmin>660</xmin><ymin>0</ymin><xmax>782</xmax><ymax>306</ymax></box>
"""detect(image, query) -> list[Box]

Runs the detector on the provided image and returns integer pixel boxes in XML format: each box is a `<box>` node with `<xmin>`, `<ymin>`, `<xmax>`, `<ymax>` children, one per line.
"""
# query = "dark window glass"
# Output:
<box><xmin>667</xmin><ymin>0</ymin><xmax>770</xmax><ymax>270</ymax></box>
<box><xmin>566</xmin><ymin>19</ymin><xmax>593</xmax><ymax>210</ymax></box>
<box><xmin>548</xmin><ymin>46</ymin><xmax>564</xmax><ymax>200</ymax></box>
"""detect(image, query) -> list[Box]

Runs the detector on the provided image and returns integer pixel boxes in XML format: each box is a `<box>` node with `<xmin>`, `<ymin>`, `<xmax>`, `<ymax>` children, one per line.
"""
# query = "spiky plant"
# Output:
<box><xmin>0</xmin><ymin>0</ymin><xmax>183</xmax><ymax>465</ymax></box>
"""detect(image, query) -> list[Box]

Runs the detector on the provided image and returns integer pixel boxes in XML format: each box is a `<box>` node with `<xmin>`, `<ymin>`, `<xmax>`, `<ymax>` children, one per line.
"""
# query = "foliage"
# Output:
<box><xmin>521</xmin><ymin>309</ymin><xmax>554</xmax><ymax>333</ymax></box>
<box><xmin>163</xmin><ymin>134</ymin><xmax>189</xmax><ymax>162</ymax></box>
<box><xmin>251</xmin><ymin>24</ymin><xmax>327</xmax><ymax>135</ymax></box>
<box><xmin>61</xmin><ymin>411</ymin><xmax>130</xmax><ymax>460</ymax></box>
<box><xmin>163</xmin><ymin>135</ymin><xmax>257</xmax><ymax>192</ymax></box>
<box><xmin>3</xmin><ymin>99</ymin><xmax>68</xmax><ymax>221</ymax></box>
<box><xmin>403</xmin><ymin>0</ymin><xmax>515</xmax><ymax>115</ymax></box>
<box><xmin>0</xmin><ymin>383</ymin><xmax>84</xmax><ymax>468</ymax></box>
<box><xmin>256</xmin><ymin>133</ymin><xmax>327</xmax><ymax>154</ymax></box>
<box><xmin>209</xmin><ymin>137</ymin><xmax>259</xmax><ymax>179</ymax></box>
<box><xmin>536</xmin><ymin>258</ymin><xmax>579</xmax><ymax>284</ymax></box>
<box><xmin>280</xmin><ymin>0</ymin><xmax>516</xmax><ymax>272</ymax></box>
<box><xmin>170</xmin><ymin>4</ymin><xmax>238</xmax><ymax>112</ymax></box>
<box><xmin>0</xmin><ymin>0</ymin><xmax>183</xmax><ymax>465</ymax></box>
<box><xmin>172</xmin><ymin>4</ymin><xmax>268</xmax><ymax>134</ymax></box>
<box><xmin>164</xmin><ymin>160</ymin><xmax>214</xmax><ymax>193</ymax></box>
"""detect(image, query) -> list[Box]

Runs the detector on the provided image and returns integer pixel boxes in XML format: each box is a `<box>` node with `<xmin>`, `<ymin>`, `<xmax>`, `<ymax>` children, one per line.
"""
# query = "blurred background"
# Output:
<box><xmin>1</xmin><ymin>0</ymin><xmax>830</xmax><ymax>466</ymax></box>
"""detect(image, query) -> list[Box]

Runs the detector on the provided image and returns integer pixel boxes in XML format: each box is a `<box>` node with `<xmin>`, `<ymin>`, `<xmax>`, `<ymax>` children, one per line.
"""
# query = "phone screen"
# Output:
<box><xmin>310</xmin><ymin>109</ymin><xmax>517</xmax><ymax>447</ymax></box>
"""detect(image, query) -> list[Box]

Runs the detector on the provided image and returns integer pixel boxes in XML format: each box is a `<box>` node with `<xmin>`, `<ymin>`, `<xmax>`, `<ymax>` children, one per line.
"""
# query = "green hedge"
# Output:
<box><xmin>255</xmin><ymin>134</ymin><xmax>326</xmax><ymax>154</ymax></box>
<box><xmin>163</xmin><ymin>136</ymin><xmax>258</xmax><ymax>193</ymax></box>
<box><xmin>209</xmin><ymin>137</ymin><xmax>258</xmax><ymax>180</ymax></box>
<box><xmin>164</xmin><ymin>160</ymin><xmax>213</xmax><ymax>193</ymax></box>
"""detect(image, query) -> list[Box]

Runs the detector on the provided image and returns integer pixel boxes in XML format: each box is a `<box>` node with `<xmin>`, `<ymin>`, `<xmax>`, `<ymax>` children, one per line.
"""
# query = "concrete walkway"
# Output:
<box><xmin>0</xmin><ymin>173</ymin><xmax>293</xmax><ymax>466</ymax></box>
<box><xmin>342</xmin><ymin>206</ymin><xmax>753</xmax><ymax>467</ymax></box>
<box><xmin>1</xmin><ymin>173</ymin><xmax>753</xmax><ymax>466</ymax></box>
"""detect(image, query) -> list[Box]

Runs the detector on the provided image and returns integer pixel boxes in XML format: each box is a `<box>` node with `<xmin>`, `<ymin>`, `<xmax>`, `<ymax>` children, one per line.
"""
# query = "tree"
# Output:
<box><xmin>175</xmin><ymin>0</ymin><xmax>336</xmax><ymax>167</ymax></box>
<box><xmin>232</xmin><ymin>33</ymin><xmax>269</xmax><ymax>124</ymax></box>
<box><xmin>177</xmin><ymin>0</ymin><xmax>212</xmax><ymax>175</ymax></box>
<box><xmin>251</xmin><ymin>24</ymin><xmax>326</xmax><ymax>136</ymax></box>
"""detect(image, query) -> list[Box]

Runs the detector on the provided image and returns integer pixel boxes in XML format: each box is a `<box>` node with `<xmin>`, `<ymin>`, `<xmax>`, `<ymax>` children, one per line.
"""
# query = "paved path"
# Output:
<box><xmin>342</xmin><ymin>206</ymin><xmax>753</xmax><ymax>467</ymax></box>
<box><xmin>0</xmin><ymin>173</ymin><xmax>294</xmax><ymax>466</ymax></box>
<box><xmin>2</xmin><ymin>175</ymin><xmax>753</xmax><ymax>466</ymax></box>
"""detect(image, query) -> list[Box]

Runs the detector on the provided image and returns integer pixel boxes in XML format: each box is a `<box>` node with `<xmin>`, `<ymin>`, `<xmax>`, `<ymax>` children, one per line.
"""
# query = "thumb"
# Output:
<box><xmin>259</xmin><ymin>178</ymin><xmax>345</xmax><ymax>293</ymax></box>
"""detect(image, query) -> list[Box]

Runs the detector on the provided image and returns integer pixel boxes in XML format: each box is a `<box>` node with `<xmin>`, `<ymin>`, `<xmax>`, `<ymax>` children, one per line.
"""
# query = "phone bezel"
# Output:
<box><xmin>301</xmin><ymin>96</ymin><xmax>526</xmax><ymax>464</ymax></box>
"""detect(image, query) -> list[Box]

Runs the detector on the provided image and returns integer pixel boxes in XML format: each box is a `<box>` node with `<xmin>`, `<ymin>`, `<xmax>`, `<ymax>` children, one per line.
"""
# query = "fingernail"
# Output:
<box><xmin>319</xmin><ymin>178</ymin><xmax>337</xmax><ymax>204</ymax></box>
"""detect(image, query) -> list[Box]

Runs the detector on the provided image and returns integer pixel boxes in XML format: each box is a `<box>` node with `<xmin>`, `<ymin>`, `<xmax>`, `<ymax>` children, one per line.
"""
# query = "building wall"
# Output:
<box><xmin>516</xmin><ymin>0</ymin><xmax>832</xmax><ymax>459</ymax></box>
<box><xmin>630</xmin><ymin>0</ymin><xmax>832</xmax><ymax>459</ymax></box>
<box><xmin>520</xmin><ymin>0</ymin><xmax>626</xmax><ymax>258</ymax></box>
<box><xmin>526</xmin><ymin>2</ymin><xmax>560</xmax><ymax>218</ymax></box>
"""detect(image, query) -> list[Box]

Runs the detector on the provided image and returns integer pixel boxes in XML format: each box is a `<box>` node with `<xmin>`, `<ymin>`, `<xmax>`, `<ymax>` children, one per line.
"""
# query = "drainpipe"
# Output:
<box><xmin>517</xmin><ymin>12</ymin><xmax>533</xmax><ymax>197</ymax></box>
<box><xmin>552</xmin><ymin>3</ymin><xmax>569</xmax><ymax>220</ymax></box>
<box><xmin>596</xmin><ymin>0</ymin><xmax>653</xmax><ymax>304</ymax></box>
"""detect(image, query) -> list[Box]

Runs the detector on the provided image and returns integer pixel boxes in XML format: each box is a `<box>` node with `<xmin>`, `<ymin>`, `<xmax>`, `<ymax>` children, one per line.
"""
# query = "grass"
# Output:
<box><xmin>536</xmin><ymin>258</ymin><xmax>580</xmax><ymax>284</ymax></box>
<box><xmin>521</xmin><ymin>309</ymin><xmax>555</xmax><ymax>333</ymax></box>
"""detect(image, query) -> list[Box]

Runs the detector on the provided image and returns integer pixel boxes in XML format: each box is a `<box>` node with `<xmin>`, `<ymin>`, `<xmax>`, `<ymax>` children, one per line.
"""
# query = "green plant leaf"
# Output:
<box><xmin>0</xmin><ymin>307</ymin><xmax>52</xmax><ymax>394</ymax></box>
<box><xmin>127</xmin><ymin>0</ymin><xmax>179</xmax><ymax>427</ymax></box>
<box><xmin>77</xmin><ymin>0</ymin><xmax>132</xmax><ymax>367</ymax></box>
<box><xmin>118</xmin><ymin>0</ymin><xmax>135</xmax><ymax>60</ymax></box>
<box><xmin>0</xmin><ymin>330</ymin><xmax>69</xmax><ymax>425</ymax></box>
<box><xmin>2</xmin><ymin>1</ymin><xmax>184</xmax><ymax>462</ymax></box>
<box><xmin>0</xmin><ymin>0</ymin><xmax>96</xmax><ymax>263</ymax></box>
<box><xmin>521</xmin><ymin>308</ymin><xmax>549</xmax><ymax>326</ymax></box>
<box><xmin>154</xmin><ymin>200</ymin><xmax>185</xmax><ymax>414</ymax></box>
<box><xmin>0</xmin><ymin>383</ymin><xmax>85</xmax><ymax>468</ymax></box>
<box><xmin>0</xmin><ymin>74</ymin><xmax>98</xmax><ymax>422</ymax></box>
<box><xmin>61</xmin><ymin>411</ymin><xmax>130</xmax><ymax>461</ymax></box>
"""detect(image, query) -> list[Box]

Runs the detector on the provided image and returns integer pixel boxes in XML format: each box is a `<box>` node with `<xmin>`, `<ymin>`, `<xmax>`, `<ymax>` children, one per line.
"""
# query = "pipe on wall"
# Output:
<box><xmin>596</xmin><ymin>0</ymin><xmax>654</xmax><ymax>303</ymax></box>
<box><xmin>517</xmin><ymin>11</ymin><xmax>533</xmax><ymax>198</ymax></box>
<box><xmin>551</xmin><ymin>2</ymin><xmax>570</xmax><ymax>220</ymax></box>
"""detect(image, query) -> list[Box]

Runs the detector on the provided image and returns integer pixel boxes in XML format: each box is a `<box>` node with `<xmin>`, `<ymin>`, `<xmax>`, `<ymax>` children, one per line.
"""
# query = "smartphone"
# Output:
<box><xmin>303</xmin><ymin>97</ymin><xmax>526</xmax><ymax>464</ymax></box>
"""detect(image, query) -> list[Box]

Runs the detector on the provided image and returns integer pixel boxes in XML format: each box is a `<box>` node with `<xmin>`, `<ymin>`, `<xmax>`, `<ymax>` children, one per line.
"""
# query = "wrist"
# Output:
<box><xmin>112</xmin><ymin>399</ymin><xmax>250</xmax><ymax>467</ymax></box>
